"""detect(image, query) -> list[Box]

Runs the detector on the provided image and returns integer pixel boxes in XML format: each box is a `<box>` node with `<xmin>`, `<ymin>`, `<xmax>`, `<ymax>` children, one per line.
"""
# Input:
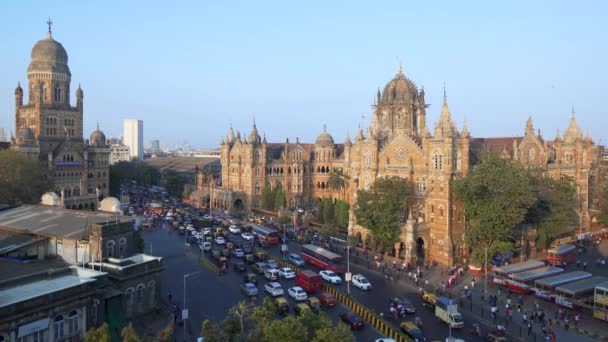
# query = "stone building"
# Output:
<box><xmin>197</xmin><ymin>64</ymin><xmax>602</xmax><ymax>267</ymax></box>
<box><xmin>109</xmin><ymin>139</ymin><xmax>131</xmax><ymax>165</ymax></box>
<box><xmin>11</xmin><ymin>23</ymin><xmax>110</xmax><ymax>210</ymax></box>
<box><xmin>0</xmin><ymin>199</ymin><xmax>163</xmax><ymax>340</ymax></box>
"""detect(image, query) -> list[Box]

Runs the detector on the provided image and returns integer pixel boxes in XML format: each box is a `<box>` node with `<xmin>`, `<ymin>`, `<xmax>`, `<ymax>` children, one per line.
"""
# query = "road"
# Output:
<box><xmin>142</xmin><ymin>223</ymin><xmax>385</xmax><ymax>341</ymax></box>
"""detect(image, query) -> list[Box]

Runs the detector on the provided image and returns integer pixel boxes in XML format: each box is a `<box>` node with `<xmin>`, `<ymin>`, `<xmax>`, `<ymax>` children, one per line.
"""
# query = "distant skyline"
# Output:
<box><xmin>0</xmin><ymin>1</ymin><xmax>607</xmax><ymax>148</ymax></box>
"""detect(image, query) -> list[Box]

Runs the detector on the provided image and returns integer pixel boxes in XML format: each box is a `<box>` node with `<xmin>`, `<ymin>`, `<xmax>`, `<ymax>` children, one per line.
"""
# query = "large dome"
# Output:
<box><xmin>27</xmin><ymin>35</ymin><xmax>71</xmax><ymax>76</ymax></box>
<box><xmin>315</xmin><ymin>126</ymin><xmax>334</xmax><ymax>147</ymax></box>
<box><xmin>381</xmin><ymin>72</ymin><xmax>418</xmax><ymax>104</ymax></box>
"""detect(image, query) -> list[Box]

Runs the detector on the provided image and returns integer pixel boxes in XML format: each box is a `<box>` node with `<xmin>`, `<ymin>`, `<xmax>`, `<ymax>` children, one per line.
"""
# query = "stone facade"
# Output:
<box><xmin>110</xmin><ymin>141</ymin><xmax>131</xmax><ymax>165</ymax></box>
<box><xmin>198</xmin><ymin>65</ymin><xmax>602</xmax><ymax>267</ymax></box>
<box><xmin>11</xmin><ymin>25</ymin><xmax>110</xmax><ymax>210</ymax></box>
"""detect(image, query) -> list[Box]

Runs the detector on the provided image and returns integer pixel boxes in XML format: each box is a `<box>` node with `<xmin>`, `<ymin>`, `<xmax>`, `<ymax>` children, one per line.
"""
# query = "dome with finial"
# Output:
<box><xmin>315</xmin><ymin>125</ymin><xmax>334</xmax><ymax>147</ymax></box>
<box><xmin>28</xmin><ymin>20</ymin><xmax>71</xmax><ymax>76</ymax></box>
<box><xmin>380</xmin><ymin>60</ymin><xmax>419</xmax><ymax>104</ymax></box>
<box><xmin>16</xmin><ymin>127</ymin><xmax>36</xmax><ymax>143</ymax></box>
<box><xmin>90</xmin><ymin>124</ymin><xmax>107</xmax><ymax>147</ymax></box>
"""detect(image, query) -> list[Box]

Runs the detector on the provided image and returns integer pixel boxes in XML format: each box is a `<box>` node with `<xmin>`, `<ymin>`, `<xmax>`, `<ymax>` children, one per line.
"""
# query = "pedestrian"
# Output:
<box><xmin>528</xmin><ymin>321</ymin><xmax>533</xmax><ymax>336</ymax></box>
<box><xmin>576</xmin><ymin>260</ymin><xmax>581</xmax><ymax>268</ymax></box>
<box><xmin>583</xmin><ymin>261</ymin><xmax>588</xmax><ymax>270</ymax></box>
<box><xmin>523</xmin><ymin>313</ymin><xmax>528</xmax><ymax>324</ymax></box>
<box><xmin>471</xmin><ymin>279</ymin><xmax>476</xmax><ymax>288</ymax></box>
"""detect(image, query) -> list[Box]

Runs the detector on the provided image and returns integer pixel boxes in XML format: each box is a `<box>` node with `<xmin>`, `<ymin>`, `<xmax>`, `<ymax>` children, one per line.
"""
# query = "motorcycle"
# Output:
<box><xmin>414</xmin><ymin>316</ymin><xmax>424</xmax><ymax>328</ymax></box>
<box><xmin>470</xmin><ymin>323</ymin><xmax>482</xmax><ymax>336</ymax></box>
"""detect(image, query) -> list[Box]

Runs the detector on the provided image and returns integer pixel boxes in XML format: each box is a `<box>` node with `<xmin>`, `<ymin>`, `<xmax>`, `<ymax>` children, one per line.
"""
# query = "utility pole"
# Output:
<box><xmin>346</xmin><ymin>245</ymin><xmax>351</xmax><ymax>295</ymax></box>
<box><xmin>484</xmin><ymin>246</ymin><xmax>488</xmax><ymax>296</ymax></box>
<box><xmin>183</xmin><ymin>271</ymin><xmax>200</xmax><ymax>342</ymax></box>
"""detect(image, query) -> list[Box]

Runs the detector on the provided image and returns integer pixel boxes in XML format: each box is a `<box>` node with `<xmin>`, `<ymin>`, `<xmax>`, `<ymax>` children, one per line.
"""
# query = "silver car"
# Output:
<box><xmin>241</xmin><ymin>282</ymin><xmax>258</xmax><ymax>297</ymax></box>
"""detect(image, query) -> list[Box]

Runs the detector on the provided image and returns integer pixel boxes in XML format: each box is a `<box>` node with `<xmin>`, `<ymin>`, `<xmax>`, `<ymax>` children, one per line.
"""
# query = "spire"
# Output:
<box><xmin>227</xmin><ymin>126</ymin><xmax>235</xmax><ymax>144</ymax></box>
<box><xmin>435</xmin><ymin>85</ymin><xmax>456</xmax><ymax>138</ymax></box>
<box><xmin>46</xmin><ymin>17</ymin><xmax>53</xmax><ymax>38</ymax></box>
<box><xmin>220</xmin><ymin>136</ymin><xmax>225</xmax><ymax>145</ymax></box>
<box><xmin>525</xmin><ymin>116</ymin><xmax>534</xmax><ymax>135</ymax></box>
<box><xmin>397</xmin><ymin>57</ymin><xmax>403</xmax><ymax>75</ymax></box>
<box><xmin>585</xmin><ymin>129</ymin><xmax>592</xmax><ymax>142</ymax></box>
<box><xmin>356</xmin><ymin>128</ymin><xmax>364</xmax><ymax>142</ymax></box>
<box><xmin>249</xmin><ymin>117</ymin><xmax>260</xmax><ymax>145</ymax></box>
<box><xmin>262</xmin><ymin>133</ymin><xmax>267</xmax><ymax>144</ymax></box>
<box><xmin>564</xmin><ymin>107</ymin><xmax>583</xmax><ymax>143</ymax></box>
<box><xmin>345</xmin><ymin>132</ymin><xmax>352</xmax><ymax>147</ymax></box>
<box><xmin>377</xmin><ymin>88</ymin><xmax>381</xmax><ymax>104</ymax></box>
<box><xmin>96</xmin><ymin>122</ymin><xmax>100</xmax><ymax>131</ymax></box>
<box><xmin>323</xmin><ymin>123</ymin><xmax>327</xmax><ymax>132</ymax></box>
<box><xmin>461</xmin><ymin>117</ymin><xmax>469</xmax><ymax>137</ymax></box>
<box><xmin>555</xmin><ymin>129</ymin><xmax>561</xmax><ymax>141</ymax></box>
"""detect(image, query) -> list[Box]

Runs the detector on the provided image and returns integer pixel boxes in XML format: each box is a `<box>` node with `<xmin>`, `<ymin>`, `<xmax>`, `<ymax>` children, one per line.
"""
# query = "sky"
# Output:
<box><xmin>0</xmin><ymin>1</ymin><xmax>607</xmax><ymax>149</ymax></box>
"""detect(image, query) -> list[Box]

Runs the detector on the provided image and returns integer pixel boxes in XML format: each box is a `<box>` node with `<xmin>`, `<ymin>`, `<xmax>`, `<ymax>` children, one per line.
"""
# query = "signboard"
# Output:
<box><xmin>182</xmin><ymin>309</ymin><xmax>189</xmax><ymax>320</ymax></box>
<box><xmin>281</xmin><ymin>244</ymin><xmax>288</xmax><ymax>252</ymax></box>
<box><xmin>55</xmin><ymin>161</ymin><xmax>82</xmax><ymax>167</ymax></box>
<box><xmin>345</xmin><ymin>272</ymin><xmax>352</xmax><ymax>282</ymax></box>
<box><xmin>555</xmin><ymin>296</ymin><xmax>574</xmax><ymax>309</ymax></box>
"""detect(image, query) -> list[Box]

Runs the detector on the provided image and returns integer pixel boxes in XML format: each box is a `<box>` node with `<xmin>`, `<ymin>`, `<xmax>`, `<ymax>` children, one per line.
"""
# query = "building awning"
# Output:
<box><xmin>18</xmin><ymin>318</ymin><xmax>50</xmax><ymax>337</ymax></box>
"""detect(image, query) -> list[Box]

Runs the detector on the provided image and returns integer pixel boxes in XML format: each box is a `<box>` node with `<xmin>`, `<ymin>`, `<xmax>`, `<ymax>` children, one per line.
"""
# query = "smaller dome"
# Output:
<box><xmin>90</xmin><ymin>125</ymin><xmax>107</xmax><ymax>147</ymax></box>
<box><xmin>16</xmin><ymin>127</ymin><xmax>35</xmax><ymax>142</ymax></box>
<box><xmin>99</xmin><ymin>197</ymin><xmax>122</xmax><ymax>213</ymax></box>
<box><xmin>315</xmin><ymin>125</ymin><xmax>334</xmax><ymax>147</ymax></box>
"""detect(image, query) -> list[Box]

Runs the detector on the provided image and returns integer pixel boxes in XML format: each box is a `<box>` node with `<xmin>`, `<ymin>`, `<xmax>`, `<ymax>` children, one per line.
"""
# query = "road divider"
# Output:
<box><xmin>199</xmin><ymin>255</ymin><xmax>220</xmax><ymax>275</ymax></box>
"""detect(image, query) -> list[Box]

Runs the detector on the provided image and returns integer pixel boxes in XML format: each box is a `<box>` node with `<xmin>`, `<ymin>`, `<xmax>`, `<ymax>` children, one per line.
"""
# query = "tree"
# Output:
<box><xmin>201</xmin><ymin>320</ymin><xmax>225</xmax><ymax>342</ymax></box>
<box><xmin>526</xmin><ymin>171</ymin><xmax>578</xmax><ymax>249</ymax></box>
<box><xmin>453</xmin><ymin>152</ymin><xmax>534</xmax><ymax>264</ymax></box>
<box><xmin>229</xmin><ymin>301</ymin><xmax>255</xmax><ymax>341</ymax></box>
<box><xmin>133</xmin><ymin>229</ymin><xmax>145</xmax><ymax>253</ymax></box>
<box><xmin>0</xmin><ymin>150</ymin><xmax>51</xmax><ymax>205</ymax></box>
<box><xmin>355</xmin><ymin>177</ymin><xmax>414</xmax><ymax>252</ymax></box>
<box><xmin>328</xmin><ymin>168</ymin><xmax>350</xmax><ymax>200</ymax></box>
<box><xmin>121</xmin><ymin>323</ymin><xmax>142</xmax><ymax>342</ymax></box>
<box><xmin>262</xmin><ymin>316</ymin><xmax>307</xmax><ymax>342</ymax></box>
<box><xmin>109</xmin><ymin>161</ymin><xmax>160</xmax><ymax>196</ymax></box>
<box><xmin>298</xmin><ymin>310</ymin><xmax>332</xmax><ymax>340</ymax></box>
<box><xmin>261</xmin><ymin>187</ymin><xmax>274</xmax><ymax>211</ymax></box>
<box><xmin>158</xmin><ymin>323</ymin><xmax>174</xmax><ymax>342</ymax></box>
<box><xmin>312</xmin><ymin>322</ymin><xmax>355</xmax><ymax>342</ymax></box>
<box><xmin>274</xmin><ymin>189</ymin><xmax>286</xmax><ymax>211</ymax></box>
<box><xmin>85</xmin><ymin>323</ymin><xmax>111</xmax><ymax>342</ymax></box>
<box><xmin>162</xmin><ymin>170</ymin><xmax>188</xmax><ymax>198</ymax></box>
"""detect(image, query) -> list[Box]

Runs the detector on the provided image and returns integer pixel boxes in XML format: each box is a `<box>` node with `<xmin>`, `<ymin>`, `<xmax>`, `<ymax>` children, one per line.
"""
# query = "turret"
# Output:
<box><xmin>248</xmin><ymin>119</ymin><xmax>261</xmax><ymax>145</ymax></box>
<box><xmin>433</xmin><ymin>91</ymin><xmax>457</xmax><ymax>139</ymax></box>
<box><xmin>461</xmin><ymin>118</ymin><xmax>469</xmax><ymax>138</ymax></box>
<box><xmin>227</xmin><ymin>126</ymin><xmax>235</xmax><ymax>144</ymax></box>
<box><xmin>15</xmin><ymin>82</ymin><xmax>23</xmax><ymax>108</ymax></box>
<box><xmin>525</xmin><ymin>116</ymin><xmax>534</xmax><ymax>136</ymax></box>
<box><xmin>76</xmin><ymin>83</ymin><xmax>83</xmax><ymax>112</ymax></box>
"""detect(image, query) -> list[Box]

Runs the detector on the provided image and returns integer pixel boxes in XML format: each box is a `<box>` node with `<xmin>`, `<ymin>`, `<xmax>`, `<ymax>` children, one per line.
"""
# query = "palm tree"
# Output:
<box><xmin>328</xmin><ymin>168</ymin><xmax>350</xmax><ymax>200</ymax></box>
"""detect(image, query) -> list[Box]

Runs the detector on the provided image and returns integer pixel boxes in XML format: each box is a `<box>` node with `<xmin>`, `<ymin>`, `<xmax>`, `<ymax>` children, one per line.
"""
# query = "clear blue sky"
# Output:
<box><xmin>1</xmin><ymin>1</ymin><xmax>606</xmax><ymax>148</ymax></box>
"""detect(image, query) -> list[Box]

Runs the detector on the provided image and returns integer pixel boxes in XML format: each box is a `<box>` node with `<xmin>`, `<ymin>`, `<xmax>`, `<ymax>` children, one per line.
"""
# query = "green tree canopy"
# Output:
<box><xmin>121</xmin><ymin>323</ymin><xmax>142</xmax><ymax>342</ymax></box>
<box><xmin>453</xmin><ymin>152</ymin><xmax>535</xmax><ymax>264</ymax></box>
<box><xmin>109</xmin><ymin>161</ymin><xmax>160</xmax><ymax>196</ymax></box>
<box><xmin>85</xmin><ymin>323</ymin><xmax>111</xmax><ymax>342</ymax></box>
<box><xmin>162</xmin><ymin>170</ymin><xmax>189</xmax><ymax>198</ymax></box>
<box><xmin>312</xmin><ymin>322</ymin><xmax>355</xmax><ymax>342</ymax></box>
<box><xmin>262</xmin><ymin>316</ymin><xmax>307</xmax><ymax>342</ymax></box>
<box><xmin>298</xmin><ymin>310</ymin><xmax>332</xmax><ymax>340</ymax></box>
<box><xmin>526</xmin><ymin>170</ymin><xmax>578</xmax><ymax>249</ymax></box>
<box><xmin>328</xmin><ymin>168</ymin><xmax>350</xmax><ymax>199</ymax></box>
<box><xmin>0</xmin><ymin>150</ymin><xmax>51</xmax><ymax>205</ymax></box>
<box><xmin>201</xmin><ymin>320</ymin><xmax>225</xmax><ymax>342</ymax></box>
<box><xmin>354</xmin><ymin>176</ymin><xmax>414</xmax><ymax>252</ymax></box>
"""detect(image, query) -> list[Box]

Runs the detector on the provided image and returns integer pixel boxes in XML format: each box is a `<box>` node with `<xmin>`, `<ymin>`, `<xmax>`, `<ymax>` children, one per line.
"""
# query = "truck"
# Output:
<box><xmin>295</xmin><ymin>270</ymin><xmax>323</xmax><ymax>293</ymax></box>
<box><xmin>435</xmin><ymin>296</ymin><xmax>464</xmax><ymax>328</ymax></box>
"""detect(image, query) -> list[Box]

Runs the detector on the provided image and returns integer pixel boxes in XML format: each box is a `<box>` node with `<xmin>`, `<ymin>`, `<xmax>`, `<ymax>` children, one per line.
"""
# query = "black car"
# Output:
<box><xmin>389</xmin><ymin>297</ymin><xmax>416</xmax><ymax>314</ymax></box>
<box><xmin>339</xmin><ymin>311</ymin><xmax>364</xmax><ymax>330</ymax></box>
<box><xmin>233</xmin><ymin>262</ymin><xmax>247</xmax><ymax>272</ymax></box>
<box><xmin>251</xmin><ymin>262</ymin><xmax>268</xmax><ymax>275</ymax></box>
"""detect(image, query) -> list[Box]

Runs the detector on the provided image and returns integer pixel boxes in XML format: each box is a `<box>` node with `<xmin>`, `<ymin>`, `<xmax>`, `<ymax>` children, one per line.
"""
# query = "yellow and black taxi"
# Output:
<box><xmin>421</xmin><ymin>292</ymin><xmax>437</xmax><ymax>309</ymax></box>
<box><xmin>294</xmin><ymin>303</ymin><xmax>312</xmax><ymax>316</ymax></box>
<box><xmin>275</xmin><ymin>296</ymin><xmax>290</xmax><ymax>315</ymax></box>
<box><xmin>399</xmin><ymin>321</ymin><xmax>425</xmax><ymax>342</ymax></box>
<box><xmin>306</xmin><ymin>297</ymin><xmax>321</xmax><ymax>313</ymax></box>
<box><xmin>243</xmin><ymin>272</ymin><xmax>257</xmax><ymax>284</ymax></box>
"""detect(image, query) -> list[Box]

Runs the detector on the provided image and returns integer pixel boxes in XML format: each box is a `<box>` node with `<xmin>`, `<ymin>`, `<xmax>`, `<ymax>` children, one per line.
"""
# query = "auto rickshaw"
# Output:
<box><xmin>244</xmin><ymin>254</ymin><xmax>256</xmax><ymax>264</ymax></box>
<box><xmin>307</xmin><ymin>297</ymin><xmax>321</xmax><ymax>313</ymax></box>
<box><xmin>243</xmin><ymin>272</ymin><xmax>257</xmax><ymax>284</ymax></box>
<box><xmin>226</xmin><ymin>241</ymin><xmax>235</xmax><ymax>250</ymax></box>
<box><xmin>255</xmin><ymin>251</ymin><xmax>268</xmax><ymax>261</ymax></box>
<box><xmin>222</xmin><ymin>248</ymin><xmax>231</xmax><ymax>258</ymax></box>
<box><xmin>294</xmin><ymin>303</ymin><xmax>311</xmax><ymax>316</ymax></box>
<box><xmin>275</xmin><ymin>297</ymin><xmax>290</xmax><ymax>315</ymax></box>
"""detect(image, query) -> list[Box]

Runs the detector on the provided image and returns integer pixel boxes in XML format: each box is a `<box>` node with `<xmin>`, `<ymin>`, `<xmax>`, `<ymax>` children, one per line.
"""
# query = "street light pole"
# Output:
<box><xmin>347</xmin><ymin>245</ymin><xmax>351</xmax><ymax>295</ymax></box>
<box><xmin>484</xmin><ymin>246</ymin><xmax>488</xmax><ymax>297</ymax></box>
<box><xmin>183</xmin><ymin>271</ymin><xmax>201</xmax><ymax>342</ymax></box>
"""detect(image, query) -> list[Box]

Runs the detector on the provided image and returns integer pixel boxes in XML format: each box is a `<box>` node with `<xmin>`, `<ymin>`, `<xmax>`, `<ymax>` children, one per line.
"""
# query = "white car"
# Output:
<box><xmin>319</xmin><ymin>270</ymin><xmax>342</xmax><ymax>284</ymax></box>
<box><xmin>264</xmin><ymin>282</ymin><xmax>284</xmax><ymax>297</ymax></box>
<box><xmin>229</xmin><ymin>225</ymin><xmax>241</xmax><ymax>234</ymax></box>
<box><xmin>288</xmin><ymin>286</ymin><xmax>308</xmax><ymax>301</ymax></box>
<box><xmin>279</xmin><ymin>267</ymin><xmax>296</xmax><ymax>279</ymax></box>
<box><xmin>214</xmin><ymin>236</ymin><xmax>226</xmax><ymax>245</ymax></box>
<box><xmin>241</xmin><ymin>232</ymin><xmax>254</xmax><ymax>241</ymax></box>
<box><xmin>352</xmin><ymin>274</ymin><xmax>372</xmax><ymax>290</ymax></box>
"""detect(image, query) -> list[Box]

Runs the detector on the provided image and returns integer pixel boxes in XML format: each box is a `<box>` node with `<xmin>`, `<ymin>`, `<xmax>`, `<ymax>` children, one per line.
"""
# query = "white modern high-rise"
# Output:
<box><xmin>123</xmin><ymin>119</ymin><xmax>143</xmax><ymax>161</ymax></box>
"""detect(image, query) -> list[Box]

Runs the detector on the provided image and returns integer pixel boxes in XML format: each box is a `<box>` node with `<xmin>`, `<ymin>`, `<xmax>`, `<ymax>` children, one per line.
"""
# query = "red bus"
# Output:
<box><xmin>547</xmin><ymin>244</ymin><xmax>577</xmax><ymax>266</ymax></box>
<box><xmin>251</xmin><ymin>224</ymin><xmax>280</xmax><ymax>245</ymax></box>
<box><xmin>507</xmin><ymin>266</ymin><xmax>564</xmax><ymax>294</ymax></box>
<box><xmin>300</xmin><ymin>244</ymin><xmax>345</xmax><ymax>273</ymax></box>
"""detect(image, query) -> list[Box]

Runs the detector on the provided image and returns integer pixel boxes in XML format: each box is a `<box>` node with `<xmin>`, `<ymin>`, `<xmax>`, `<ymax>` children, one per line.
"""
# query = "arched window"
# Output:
<box><xmin>68</xmin><ymin>310</ymin><xmax>79</xmax><ymax>336</ymax></box>
<box><xmin>148</xmin><ymin>281</ymin><xmax>156</xmax><ymax>306</ymax></box>
<box><xmin>137</xmin><ymin>284</ymin><xmax>145</xmax><ymax>304</ymax></box>
<box><xmin>119</xmin><ymin>238</ymin><xmax>127</xmax><ymax>258</ymax></box>
<box><xmin>54</xmin><ymin>315</ymin><xmax>64</xmax><ymax>340</ymax></box>
<box><xmin>255</xmin><ymin>182</ymin><xmax>260</xmax><ymax>195</ymax></box>
<box><xmin>106</xmin><ymin>240</ymin><xmax>115</xmax><ymax>258</ymax></box>
<box><xmin>126</xmin><ymin>288</ymin><xmax>134</xmax><ymax>306</ymax></box>
<box><xmin>439</xmin><ymin>206</ymin><xmax>444</xmax><ymax>217</ymax></box>
<box><xmin>433</xmin><ymin>152</ymin><xmax>443</xmax><ymax>170</ymax></box>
